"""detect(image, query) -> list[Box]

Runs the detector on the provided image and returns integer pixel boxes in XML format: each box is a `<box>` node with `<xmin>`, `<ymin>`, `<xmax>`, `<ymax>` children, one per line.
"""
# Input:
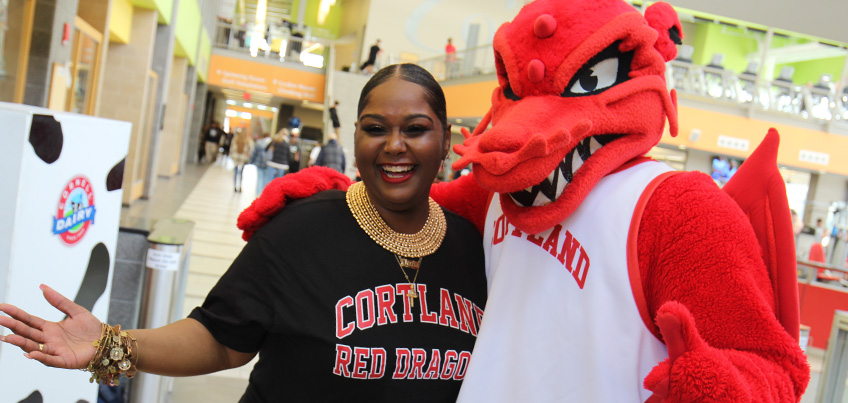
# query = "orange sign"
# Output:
<box><xmin>208</xmin><ymin>54</ymin><xmax>326</xmax><ymax>103</ymax></box>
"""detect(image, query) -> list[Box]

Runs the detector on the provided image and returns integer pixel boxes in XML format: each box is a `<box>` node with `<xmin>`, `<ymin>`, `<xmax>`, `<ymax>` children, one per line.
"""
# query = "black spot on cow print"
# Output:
<box><xmin>66</xmin><ymin>243</ymin><xmax>110</xmax><ymax>319</ymax></box>
<box><xmin>17</xmin><ymin>390</ymin><xmax>42</xmax><ymax>403</ymax></box>
<box><xmin>28</xmin><ymin>115</ymin><xmax>63</xmax><ymax>164</ymax></box>
<box><xmin>107</xmin><ymin>158</ymin><xmax>126</xmax><ymax>191</ymax></box>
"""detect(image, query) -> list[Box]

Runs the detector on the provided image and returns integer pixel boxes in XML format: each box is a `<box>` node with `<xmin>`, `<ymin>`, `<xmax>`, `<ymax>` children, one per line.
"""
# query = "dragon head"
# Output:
<box><xmin>453</xmin><ymin>0</ymin><xmax>681</xmax><ymax>234</ymax></box>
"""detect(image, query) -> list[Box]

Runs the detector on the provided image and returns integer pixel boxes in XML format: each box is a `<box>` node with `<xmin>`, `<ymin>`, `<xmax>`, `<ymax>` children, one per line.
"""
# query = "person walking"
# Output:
<box><xmin>315</xmin><ymin>132</ymin><xmax>346</xmax><ymax>174</ymax></box>
<box><xmin>360</xmin><ymin>39</ymin><xmax>381</xmax><ymax>74</ymax></box>
<box><xmin>230</xmin><ymin>128</ymin><xmax>254</xmax><ymax>192</ymax></box>
<box><xmin>267</xmin><ymin>129</ymin><xmax>291</xmax><ymax>180</ymax></box>
<box><xmin>329</xmin><ymin>101</ymin><xmax>341</xmax><ymax>136</ymax></box>
<box><xmin>445</xmin><ymin>38</ymin><xmax>457</xmax><ymax>78</ymax></box>
<box><xmin>250</xmin><ymin>132</ymin><xmax>274</xmax><ymax>194</ymax></box>
<box><xmin>204</xmin><ymin>121</ymin><xmax>224</xmax><ymax>163</ymax></box>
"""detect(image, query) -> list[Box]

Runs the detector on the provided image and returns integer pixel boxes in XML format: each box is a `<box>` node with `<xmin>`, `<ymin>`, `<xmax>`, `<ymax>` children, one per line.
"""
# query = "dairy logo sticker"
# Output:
<box><xmin>53</xmin><ymin>175</ymin><xmax>96</xmax><ymax>245</ymax></box>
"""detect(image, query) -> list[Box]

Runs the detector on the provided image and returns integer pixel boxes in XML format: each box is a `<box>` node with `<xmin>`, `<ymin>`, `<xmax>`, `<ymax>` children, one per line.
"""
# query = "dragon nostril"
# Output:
<box><xmin>528</xmin><ymin>59</ymin><xmax>545</xmax><ymax>83</ymax></box>
<box><xmin>534</xmin><ymin>14</ymin><xmax>557</xmax><ymax>38</ymax></box>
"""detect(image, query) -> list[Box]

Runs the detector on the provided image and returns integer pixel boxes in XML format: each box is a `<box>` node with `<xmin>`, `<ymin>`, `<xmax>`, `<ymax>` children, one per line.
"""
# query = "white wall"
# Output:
<box><xmin>361</xmin><ymin>0</ymin><xmax>525</xmax><ymax>66</ymax></box>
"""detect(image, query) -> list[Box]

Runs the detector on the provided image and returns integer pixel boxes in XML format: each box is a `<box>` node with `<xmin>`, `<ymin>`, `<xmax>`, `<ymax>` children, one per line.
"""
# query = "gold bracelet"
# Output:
<box><xmin>83</xmin><ymin>323</ymin><xmax>138</xmax><ymax>386</ymax></box>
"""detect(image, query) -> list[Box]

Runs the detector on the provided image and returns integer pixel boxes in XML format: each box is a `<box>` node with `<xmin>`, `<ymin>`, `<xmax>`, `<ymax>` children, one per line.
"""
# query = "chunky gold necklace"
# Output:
<box><xmin>347</xmin><ymin>181</ymin><xmax>447</xmax><ymax>308</ymax></box>
<box><xmin>346</xmin><ymin>181</ymin><xmax>446</xmax><ymax>258</ymax></box>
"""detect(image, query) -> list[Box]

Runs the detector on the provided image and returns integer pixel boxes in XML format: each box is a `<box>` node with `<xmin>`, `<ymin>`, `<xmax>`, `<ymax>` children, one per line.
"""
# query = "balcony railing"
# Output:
<box><xmin>209</xmin><ymin>19</ymin><xmax>847</xmax><ymax>126</ymax></box>
<box><xmin>416</xmin><ymin>45</ymin><xmax>497</xmax><ymax>81</ymax></box>
<box><xmin>415</xmin><ymin>45</ymin><xmax>847</xmax><ymax>125</ymax></box>
<box><xmin>667</xmin><ymin>60</ymin><xmax>847</xmax><ymax>123</ymax></box>
<box><xmin>212</xmin><ymin>21</ymin><xmax>328</xmax><ymax>69</ymax></box>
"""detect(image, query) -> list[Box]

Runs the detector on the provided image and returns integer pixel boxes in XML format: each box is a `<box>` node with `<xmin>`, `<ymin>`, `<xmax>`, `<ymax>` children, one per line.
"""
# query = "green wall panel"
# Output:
<box><xmin>174</xmin><ymin>0</ymin><xmax>201</xmax><ymax>65</ymax></box>
<box><xmin>132</xmin><ymin>0</ymin><xmax>173</xmax><ymax>25</ymax></box>
<box><xmin>778</xmin><ymin>56</ymin><xmax>846</xmax><ymax>86</ymax></box>
<box><xmin>291</xmin><ymin>0</ymin><xmax>342</xmax><ymax>39</ymax></box>
<box><xmin>197</xmin><ymin>31</ymin><xmax>211</xmax><ymax>82</ymax></box>
<box><xmin>691</xmin><ymin>23</ymin><xmax>759</xmax><ymax>73</ymax></box>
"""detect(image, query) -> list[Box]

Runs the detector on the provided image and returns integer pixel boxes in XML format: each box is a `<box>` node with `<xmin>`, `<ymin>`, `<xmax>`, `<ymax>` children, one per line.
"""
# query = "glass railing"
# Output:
<box><xmin>667</xmin><ymin>60</ymin><xmax>847</xmax><ymax>123</ymax></box>
<box><xmin>212</xmin><ymin>21</ymin><xmax>328</xmax><ymax>69</ymax></box>
<box><xmin>415</xmin><ymin>44</ymin><xmax>847</xmax><ymax>125</ymax></box>
<box><xmin>416</xmin><ymin>45</ymin><xmax>497</xmax><ymax>81</ymax></box>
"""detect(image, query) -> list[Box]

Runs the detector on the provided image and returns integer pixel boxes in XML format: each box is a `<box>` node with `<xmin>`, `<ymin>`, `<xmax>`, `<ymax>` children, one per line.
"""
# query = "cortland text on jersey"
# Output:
<box><xmin>332</xmin><ymin>284</ymin><xmax>482</xmax><ymax>380</ymax></box>
<box><xmin>335</xmin><ymin>284</ymin><xmax>484</xmax><ymax>339</ymax></box>
<box><xmin>492</xmin><ymin>213</ymin><xmax>590</xmax><ymax>289</ymax></box>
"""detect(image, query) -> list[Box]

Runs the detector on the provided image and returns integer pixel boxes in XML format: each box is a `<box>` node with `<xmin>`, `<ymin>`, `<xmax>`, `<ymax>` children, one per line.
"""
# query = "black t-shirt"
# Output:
<box><xmin>189</xmin><ymin>190</ymin><xmax>487</xmax><ymax>402</ymax></box>
<box><xmin>205</xmin><ymin>127</ymin><xmax>221</xmax><ymax>142</ymax></box>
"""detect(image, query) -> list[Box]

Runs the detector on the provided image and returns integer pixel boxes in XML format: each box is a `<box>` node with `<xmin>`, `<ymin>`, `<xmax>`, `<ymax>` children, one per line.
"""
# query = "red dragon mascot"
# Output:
<box><xmin>238</xmin><ymin>0</ymin><xmax>810</xmax><ymax>401</ymax></box>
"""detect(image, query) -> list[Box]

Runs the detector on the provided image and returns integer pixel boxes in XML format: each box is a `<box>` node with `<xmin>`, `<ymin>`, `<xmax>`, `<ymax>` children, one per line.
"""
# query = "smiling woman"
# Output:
<box><xmin>354</xmin><ymin>65</ymin><xmax>451</xmax><ymax>233</ymax></box>
<box><xmin>0</xmin><ymin>64</ymin><xmax>488</xmax><ymax>402</ymax></box>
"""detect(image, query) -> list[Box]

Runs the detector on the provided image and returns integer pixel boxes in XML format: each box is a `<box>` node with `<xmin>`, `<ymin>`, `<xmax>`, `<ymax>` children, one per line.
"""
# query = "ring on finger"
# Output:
<box><xmin>38</xmin><ymin>343</ymin><xmax>44</xmax><ymax>352</ymax></box>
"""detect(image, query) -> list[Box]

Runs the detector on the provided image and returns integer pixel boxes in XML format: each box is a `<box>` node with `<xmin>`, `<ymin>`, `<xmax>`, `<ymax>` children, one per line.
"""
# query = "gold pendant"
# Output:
<box><xmin>407</xmin><ymin>289</ymin><xmax>418</xmax><ymax>307</ymax></box>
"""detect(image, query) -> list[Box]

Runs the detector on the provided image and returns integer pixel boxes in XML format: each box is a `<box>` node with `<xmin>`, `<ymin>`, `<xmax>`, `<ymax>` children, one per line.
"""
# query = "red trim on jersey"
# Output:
<box><xmin>627</xmin><ymin>170</ymin><xmax>681</xmax><ymax>341</ymax></box>
<box><xmin>483</xmin><ymin>191</ymin><xmax>496</xmax><ymax>224</ymax></box>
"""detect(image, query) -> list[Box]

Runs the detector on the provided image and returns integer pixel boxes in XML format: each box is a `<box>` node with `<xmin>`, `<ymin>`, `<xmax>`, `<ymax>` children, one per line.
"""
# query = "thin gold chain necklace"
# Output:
<box><xmin>347</xmin><ymin>181</ymin><xmax>446</xmax><ymax>307</ymax></box>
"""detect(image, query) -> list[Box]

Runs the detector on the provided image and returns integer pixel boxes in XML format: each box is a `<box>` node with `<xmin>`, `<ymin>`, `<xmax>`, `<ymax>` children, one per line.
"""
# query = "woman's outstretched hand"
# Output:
<box><xmin>0</xmin><ymin>284</ymin><xmax>102</xmax><ymax>369</ymax></box>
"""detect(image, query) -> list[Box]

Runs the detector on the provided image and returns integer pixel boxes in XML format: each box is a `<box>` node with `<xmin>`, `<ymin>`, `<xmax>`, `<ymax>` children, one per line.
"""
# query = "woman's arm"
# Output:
<box><xmin>0</xmin><ymin>285</ymin><xmax>254</xmax><ymax>377</ymax></box>
<box><xmin>132</xmin><ymin>318</ymin><xmax>255</xmax><ymax>376</ymax></box>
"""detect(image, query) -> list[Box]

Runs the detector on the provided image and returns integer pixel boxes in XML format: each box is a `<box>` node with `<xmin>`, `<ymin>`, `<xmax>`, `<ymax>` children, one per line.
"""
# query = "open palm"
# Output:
<box><xmin>0</xmin><ymin>284</ymin><xmax>102</xmax><ymax>369</ymax></box>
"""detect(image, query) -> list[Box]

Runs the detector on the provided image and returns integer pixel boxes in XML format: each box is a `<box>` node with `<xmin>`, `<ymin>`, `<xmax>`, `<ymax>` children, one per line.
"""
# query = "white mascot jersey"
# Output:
<box><xmin>457</xmin><ymin>161</ymin><xmax>674</xmax><ymax>402</ymax></box>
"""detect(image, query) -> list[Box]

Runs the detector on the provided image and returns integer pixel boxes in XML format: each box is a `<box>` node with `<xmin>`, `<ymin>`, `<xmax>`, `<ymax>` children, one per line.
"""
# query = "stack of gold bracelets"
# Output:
<box><xmin>83</xmin><ymin>323</ymin><xmax>138</xmax><ymax>386</ymax></box>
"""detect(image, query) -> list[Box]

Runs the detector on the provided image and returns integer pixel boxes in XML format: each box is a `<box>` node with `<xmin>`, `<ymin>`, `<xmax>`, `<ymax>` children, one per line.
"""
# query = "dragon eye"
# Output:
<box><xmin>569</xmin><ymin>58</ymin><xmax>619</xmax><ymax>94</ymax></box>
<box><xmin>562</xmin><ymin>41</ymin><xmax>633</xmax><ymax>97</ymax></box>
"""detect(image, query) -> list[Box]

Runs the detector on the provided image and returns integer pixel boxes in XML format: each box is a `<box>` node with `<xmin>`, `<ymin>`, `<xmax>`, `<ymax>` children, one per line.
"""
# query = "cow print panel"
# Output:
<box><xmin>28</xmin><ymin>115</ymin><xmax>63</xmax><ymax>164</ymax></box>
<box><xmin>107</xmin><ymin>158</ymin><xmax>126</xmax><ymax>191</ymax></box>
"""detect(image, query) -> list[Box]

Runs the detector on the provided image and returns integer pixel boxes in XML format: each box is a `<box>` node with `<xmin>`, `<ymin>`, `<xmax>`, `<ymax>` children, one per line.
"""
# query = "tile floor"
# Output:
<box><xmin>135</xmin><ymin>161</ymin><xmax>826</xmax><ymax>402</ymax></box>
<box><xmin>128</xmin><ymin>159</ymin><xmax>257</xmax><ymax>401</ymax></box>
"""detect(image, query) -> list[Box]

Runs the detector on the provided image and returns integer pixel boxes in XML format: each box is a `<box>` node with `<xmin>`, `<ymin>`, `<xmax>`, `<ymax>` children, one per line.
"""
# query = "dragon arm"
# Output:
<box><xmin>430</xmin><ymin>172</ymin><xmax>491</xmax><ymax>234</ymax></box>
<box><xmin>237</xmin><ymin>166</ymin><xmax>353</xmax><ymax>241</ymax></box>
<box><xmin>638</xmin><ymin>172</ymin><xmax>809</xmax><ymax>402</ymax></box>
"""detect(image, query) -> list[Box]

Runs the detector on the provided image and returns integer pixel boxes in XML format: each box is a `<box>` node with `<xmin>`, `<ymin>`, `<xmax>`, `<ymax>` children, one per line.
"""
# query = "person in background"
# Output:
<box><xmin>445</xmin><ymin>38</ymin><xmax>457</xmax><ymax>78</ymax></box>
<box><xmin>815</xmin><ymin>218</ymin><xmax>825</xmax><ymax>242</ymax></box>
<box><xmin>360</xmin><ymin>39</ymin><xmax>381</xmax><ymax>74</ymax></box>
<box><xmin>231</xmin><ymin>128</ymin><xmax>254</xmax><ymax>193</ymax></box>
<box><xmin>288</xmin><ymin>128</ymin><xmax>302</xmax><ymax>175</ymax></box>
<box><xmin>315</xmin><ymin>132</ymin><xmax>345</xmax><ymax>174</ymax></box>
<box><xmin>204</xmin><ymin>121</ymin><xmax>224</xmax><ymax>163</ymax></box>
<box><xmin>308</xmin><ymin>144</ymin><xmax>321</xmax><ymax>167</ymax></box>
<box><xmin>329</xmin><ymin>101</ymin><xmax>341</xmax><ymax>136</ymax></box>
<box><xmin>791</xmin><ymin>209</ymin><xmax>804</xmax><ymax>238</ymax></box>
<box><xmin>250</xmin><ymin>132</ymin><xmax>274</xmax><ymax>194</ymax></box>
<box><xmin>0</xmin><ymin>63</ymin><xmax>487</xmax><ymax>402</ymax></box>
<box><xmin>221</xmin><ymin>128</ymin><xmax>234</xmax><ymax>162</ymax></box>
<box><xmin>267</xmin><ymin>128</ymin><xmax>291</xmax><ymax>180</ymax></box>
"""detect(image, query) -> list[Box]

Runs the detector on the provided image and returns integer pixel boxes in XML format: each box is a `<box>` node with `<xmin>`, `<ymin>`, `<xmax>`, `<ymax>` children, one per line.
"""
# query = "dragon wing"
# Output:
<box><xmin>722</xmin><ymin>128</ymin><xmax>800</xmax><ymax>341</ymax></box>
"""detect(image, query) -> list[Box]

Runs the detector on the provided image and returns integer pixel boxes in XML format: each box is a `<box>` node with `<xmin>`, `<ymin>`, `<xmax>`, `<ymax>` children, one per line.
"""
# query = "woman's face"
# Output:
<box><xmin>355</xmin><ymin>77</ymin><xmax>450</xmax><ymax>213</ymax></box>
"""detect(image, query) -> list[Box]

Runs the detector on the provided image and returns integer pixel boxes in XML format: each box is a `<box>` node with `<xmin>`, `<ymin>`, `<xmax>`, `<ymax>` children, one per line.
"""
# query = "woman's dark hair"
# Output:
<box><xmin>357</xmin><ymin>64</ymin><xmax>448</xmax><ymax>130</ymax></box>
